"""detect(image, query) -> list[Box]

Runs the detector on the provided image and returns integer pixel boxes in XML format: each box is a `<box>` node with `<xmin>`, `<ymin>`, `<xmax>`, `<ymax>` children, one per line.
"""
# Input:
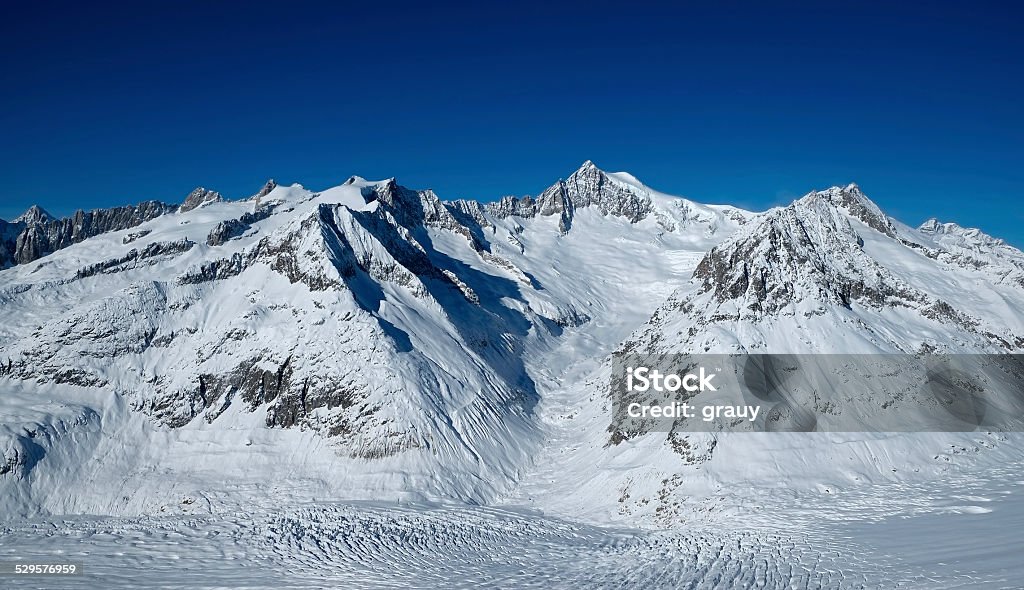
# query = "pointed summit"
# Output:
<box><xmin>252</xmin><ymin>179</ymin><xmax>277</xmax><ymax>200</ymax></box>
<box><xmin>799</xmin><ymin>183</ymin><xmax>895</xmax><ymax>237</ymax></box>
<box><xmin>918</xmin><ymin>217</ymin><xmax>941</xmax><ymax>233</ymax></box>
<box><xmin>530</xmin><ymin>160</ymin><xmax>653</xmax><ymax>233</ymax></box>
<box><xmin>179</xmin><ymin>187</ymin><xmax>223</xmax><ymax>213</ymax></box>
<box><xmin>13</xmin><ymin>205</ymin><xmax>54</xmax><ymax>225</ymax></box>
<box><xmin>567</xmin><ymin>160</ymin><xmax>606</xmax><ymax>182</ymax></box>
<box><xmin>693</xmin><ymin>191</ymin><xmax>915</xmax><ymax>316</ymax></box>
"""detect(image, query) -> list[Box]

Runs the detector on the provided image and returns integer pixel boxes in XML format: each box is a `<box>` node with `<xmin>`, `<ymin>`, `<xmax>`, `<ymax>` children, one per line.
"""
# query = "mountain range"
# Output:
<box><xmin>1</xmin><ymin>161</ymin><xmax>1022</xmax><ymax>524</ymax></box>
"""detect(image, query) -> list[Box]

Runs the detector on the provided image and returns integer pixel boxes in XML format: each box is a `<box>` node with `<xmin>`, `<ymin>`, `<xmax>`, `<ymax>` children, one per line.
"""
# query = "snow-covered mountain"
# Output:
<box><xmin>0</xmin><ymin>162</ymin><xmax>749</xmax><ymax>513</ymax></box>
<box><xmin>634</xmin><ymin>183</ymin><xmax>1024</xmax><ymax>354</ymax></box>
<box><xmin>1</xmin><ymin>161</ymin><xmax>1022</xmax><ymax>531</ymax></box>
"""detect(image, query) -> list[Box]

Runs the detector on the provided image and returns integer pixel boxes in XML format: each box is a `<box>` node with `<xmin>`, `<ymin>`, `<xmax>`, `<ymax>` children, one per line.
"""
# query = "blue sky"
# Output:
<box><xmin>1</xmin><ymin>1</ymin><xmax>1021</xmax><ymax>245</ymax></box>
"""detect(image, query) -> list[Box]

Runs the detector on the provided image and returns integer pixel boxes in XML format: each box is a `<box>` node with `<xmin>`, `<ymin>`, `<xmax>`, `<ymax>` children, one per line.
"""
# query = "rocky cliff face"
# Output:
<box><xmin>487</xmin><ymin>160</ymin><xmax>654</xmax><ymax>233</ymax></box>
<box><xmin>178</xmin><ymin>187</ymin><xmax>223</xmax><ymax>213</ymax></box>
<box><xmin>11</xmin><ymin>200</ymin><xmax>176</xmax><ymax>264</ymax></box>
<box><xmin>3</xmin><ymin>186</ymin><xmax>237</xmax><ymax>266</ymax></box>
<box><xmin>251</xmin><ymin>179</ymin><xmax>277</xmax><ymax>202</ymax></box>
<box><xmin>206</xmin><ymin>204</ymin><xmax>277</xmax><ymax>246</ymax></box>
<box><xmin>691</xmin><ymin>185</ymin><xmax>920</xmax><ymax>315</ymax></box>
<box><xmin>629</xmin><ymin>184</ymin><xmax>1024</xmax><ymax>355</ymax></box>
<box><xmin>13</xmin><ymin>205</ymin><xmax>54</xmax><ymax>225</ymax></box>
<box><xmin>0</xmin><ymin>220</ymin><xmax>20</xmax><ymax>269</ymax></box>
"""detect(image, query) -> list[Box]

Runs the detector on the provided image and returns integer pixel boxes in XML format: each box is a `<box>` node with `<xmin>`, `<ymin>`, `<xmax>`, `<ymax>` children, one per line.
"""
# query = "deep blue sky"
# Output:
<box><xmin>2</xmin><ymin>1</ymin><xmax>1021</xmax><ymax>245</ymax></box>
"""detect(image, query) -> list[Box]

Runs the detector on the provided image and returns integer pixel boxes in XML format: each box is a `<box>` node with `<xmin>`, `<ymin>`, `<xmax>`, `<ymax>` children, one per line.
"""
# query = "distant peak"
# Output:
<box><xmin>253</xmin><ymin>179</ymin><xmax>277</xmax><ymax>200</ymax></box>
<box><xmin>918</xmin><ymin>217</ymin><xmax>972</xmax><ymax>235</ymax></box>
<box><xmin>572</xmin><ymin>160</ymin><xmax>601</xmax><ymax>176</ymax></box>
<box><xmin>179</xmin><ymin>187</ymin><xmax>223</xmax><ymax>213</ymax></box>
<box><xmin>14</xmin><ymin>204</ymin><xmax>54</xmax><ymax>225</ymax></box>
<box><xmin>918</xmin><ymin>217</ymin><xmax>1004</xmax><ymax>246</ymax></box>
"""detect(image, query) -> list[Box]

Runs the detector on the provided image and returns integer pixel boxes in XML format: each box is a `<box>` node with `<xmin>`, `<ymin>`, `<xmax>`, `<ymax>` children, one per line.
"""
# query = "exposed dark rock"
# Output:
<box><xmin>445</xmin><ymin>199</ymin><xmax>494</xmax><ymax>249</ymax></box>
<box><xmin>692</xmin><ymin>197</ymin><xmax>921</xmax><ymax>315</ymax></box>
<box><xmin>265</xmin><ymin>378</ymin><xmax>360</xmax><ymax>429</ymax></box>
<box><xmin>487</xmin><ymin>195</ymin><xmax>538</xmax><ymax>219</ymax></box>
<box><xmin>815</xmin><ymin>184</ymin><xmax>896</xmax><ymax>237</ymax></box>
<box><xmin>486</xmin><ymin>161</ymin><xmax>653</xmax><ymax>234</ymax></box>
<box><xmin>206</xmin><ymin>219</ymin><xmax>249</xmax><ymax>247</ymax></box>
<box><xmin>13</xmin><ymin>200</ymin><xmax>175</xmax><ymax>264</ymax></box>
<box><xmin>252</xmin><ymin>179</ymin><xmax>277</xmax><ymax>201</ymax></box>
<box><xmin>177</xmin><ymin>251</ymin><xmax>252</xmax><ymax>285</ymax></box>
<box><xmin>0</xmin><ymin>219</ymin><xmax>21</xmax><ymax>268</ymax></box>
<box><xmin>190</xmin><ymin>356</ymin><xmax>296</xmax><ymax>423</ymax></box>
<box><xmin>178</xmin><ymin>187</ymin><xmax>223</xmax><ymax>213</ymax></box>
<box><xmin>206</xmin><ymin>204</ymin><xmax>276</xmax><ymax>246</ymax></box>
<box><xmin>123</xmin><ymin>229</ymin><xmax>152</xmax><ymax>244</ymax></box>
<box><xmin>75</xmin><ymin>239</ymin><xmax>195</xmax><ymax>279</ymax></box>
<box><xmin>13</xmin><ymin>205</ymin><xmax>54</xmax><ymax>225</ymax></box>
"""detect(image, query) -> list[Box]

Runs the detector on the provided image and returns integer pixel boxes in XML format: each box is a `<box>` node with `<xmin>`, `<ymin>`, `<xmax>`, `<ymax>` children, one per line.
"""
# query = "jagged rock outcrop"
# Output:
<box><xmin>689</xmin><ymin>188</ymin><xmax>951</xmax><ymax>317</ymax></box>
<box><xmin>178</xmin><ymin>187</ymin><xmax>223</xmax><ymax>213</ymax></box>
<box><xmin>252</xmin><ymin>179</ymin><xmax>277</xmax><ymax>202</ymax></box>
<box><xmin>13</xmin><ymin>205</ymin><xmax>54</xmax><ymax>225</ymax></box>
<box><xmin>206</xmin><ymin>219</ymin><xmax>249</xmax><ymax>247</ymax></box>
<box><xmin>14</xmin><ymin>200</ymin><xmax>175</xmax><ymax>264</ymax></box>
<box><xmin>207</xmin><ymin>204</ymin><xmax>277</xmax><ymax>246</ymax></box>
<box><xmin>445</xmin><ymin>199</ymin><xmax>492</xmax><ymax>230</ymax></box>
<box><xmin>0</xmin><ymin>219</ymin><xmax>21</xmax><ymax>268</ymax></box>
<box><xmin>75</xmin><ymin>239</ymin><xmax>195</xmax><ymax>279</ymax></box>
<box><xmin>123</xmin><ymin>229</ymin><xmax>152</xmax><ymax>244</ymax></box>
<box><xmin>486</xmin><ymin>161</ymin><xmax>653</xmax><ymax>233</ymax></box>
<box><xmin>813</xmin><ymin>183</ymin><xmax>896</xmax><ymax>237</ymax></box>
<box><xmin>487</xmin><ymin>195</ymin><xmax>538</xmax><ymax>219</ymax></box>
